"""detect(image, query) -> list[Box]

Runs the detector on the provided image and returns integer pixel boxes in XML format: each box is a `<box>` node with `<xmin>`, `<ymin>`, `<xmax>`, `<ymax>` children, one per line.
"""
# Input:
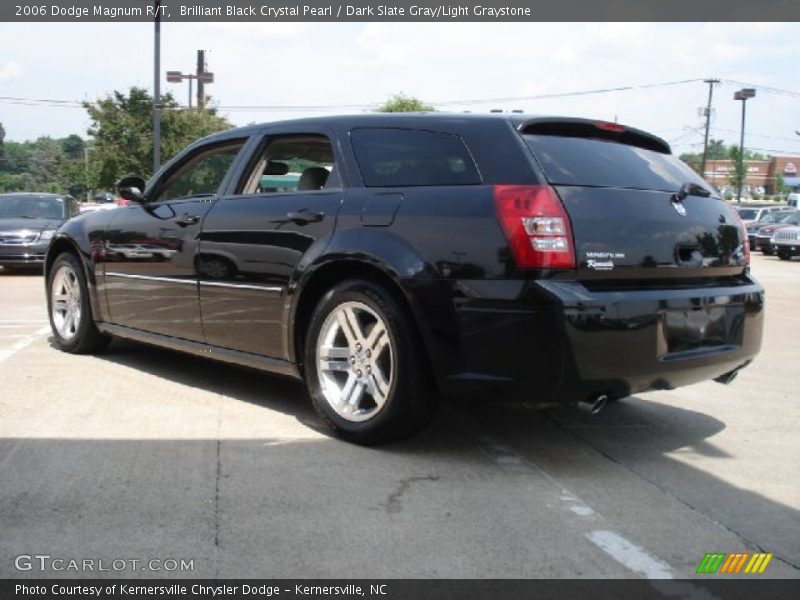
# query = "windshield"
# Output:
<box><xmin>779</xmin><ymin>211</ymin><xmax>800</xmax><ymax>224</ymax></box>
<box><xmin>736</xmin><ymin>208</ymin><xmax>758</xmax><ymax>220</ymax></box>
<box><xmin>0</xmin><ymin>195</ymin><xmax>66</xmax><ymax>220</ymax></box>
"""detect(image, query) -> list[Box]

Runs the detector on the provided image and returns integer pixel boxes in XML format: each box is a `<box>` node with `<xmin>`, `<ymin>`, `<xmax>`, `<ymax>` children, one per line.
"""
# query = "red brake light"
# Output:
<box><xmin>732</xmin><ymin>209</ymin><xmax>751</xmax><ymax>267</ymax></box>
<box><xmin>595</xmin><ymin>121</ymin><xmax>626</xmax><ymax>133</ymax></box>
<box><xmin>494</xmin><ymin>185</ymin><xmax>576</xmax><ymax>269</ymax></box>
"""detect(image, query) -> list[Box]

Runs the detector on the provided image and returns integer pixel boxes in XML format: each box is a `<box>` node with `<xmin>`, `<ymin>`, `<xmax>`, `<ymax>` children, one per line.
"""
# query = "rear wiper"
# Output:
<box><xmin>673</xmin><ymin>182</ymin><xmax>711</xmax><ymax>202</ymax></box>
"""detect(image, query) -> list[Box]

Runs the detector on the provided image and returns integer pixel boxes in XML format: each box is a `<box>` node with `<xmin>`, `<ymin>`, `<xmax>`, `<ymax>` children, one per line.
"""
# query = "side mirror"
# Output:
<box><xmin>116</xmin><ymin>176</ymin><xmax>147</xmax><ymax>204</ymax></box>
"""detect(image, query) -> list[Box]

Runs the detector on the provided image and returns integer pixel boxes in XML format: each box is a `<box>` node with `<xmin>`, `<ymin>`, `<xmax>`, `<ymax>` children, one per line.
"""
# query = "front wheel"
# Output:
<box><xmin>47</xmin><ymin>253</ymin><xmax>110</xmax><ymax>354</ymax></box>
<box><xmin>304</xmin><ymin>279</ymin><xmax>435</xmax><ymax>444</ymax></box>
<box><xmin>777</xmin><ymin>251</ymin><xmax>791</xmax><ymax>261</ymax></box>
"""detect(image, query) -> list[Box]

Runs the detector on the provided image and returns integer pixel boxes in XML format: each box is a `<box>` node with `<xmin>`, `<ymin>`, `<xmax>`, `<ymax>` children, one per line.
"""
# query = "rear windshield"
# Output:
<box><xmin>351</xmin><ymin>128</ymin><xmax>481</xmax><ymax>187</ymax></box>
<box><xmin>736</xmin><ymin>208</ymin><xmax>758</xmax><ymax>220</ymax></box>
<box><xmin>523</xmin><ymin>135</ymin><xmax>710</xmax><ymax>193</ymax></box>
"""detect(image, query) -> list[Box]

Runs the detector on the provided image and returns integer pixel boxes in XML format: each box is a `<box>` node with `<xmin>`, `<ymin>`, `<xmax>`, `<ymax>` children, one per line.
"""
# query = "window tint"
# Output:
<box><xmin>351</xmin><ymin>128</ymin><xmax>480</xmax><ymax>187</ymax></box>
<box><xmin>157</xmin><ymin>142</ymin><xmax>244</xmax><ymax>202</ymax></box>
<box><xmin>239</xmin><ymin>135</ymin><xmax>338</xmax><ymax>195</ymax></box>
<box><xmin>523</xmin><ymin>135</ymin><xmax>711</xmax><ymax>193</ymax></box>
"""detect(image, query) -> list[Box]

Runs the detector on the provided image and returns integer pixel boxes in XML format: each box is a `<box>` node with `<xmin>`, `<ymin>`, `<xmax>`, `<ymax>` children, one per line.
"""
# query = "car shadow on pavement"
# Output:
<box><xmin>39</xmin><ymin>335</ymin><xmax>800</xmax><ymax>576</ymax></box>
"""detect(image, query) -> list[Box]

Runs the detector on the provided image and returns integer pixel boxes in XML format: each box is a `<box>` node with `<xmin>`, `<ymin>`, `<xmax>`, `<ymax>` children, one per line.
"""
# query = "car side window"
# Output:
<box><xmin>155</xmin><ymin>141</ymin><xmax>245</xmax><ymax>203</ymax></box>
<box><xmin>238</xmin><ymin>134</ymin><xmax>340</xmax><ymax>195</ymax></box>
<box><xmin>350</xmin><ymin>128</ymin><xmax>481</xmax><ymax>187</ymax></box>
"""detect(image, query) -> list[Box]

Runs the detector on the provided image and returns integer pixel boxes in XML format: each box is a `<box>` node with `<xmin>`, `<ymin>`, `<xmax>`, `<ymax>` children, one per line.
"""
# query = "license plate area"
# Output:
<box><xmin>659</xmin><ymin>305</ymin><xmax>744</xmax><ymax>357</ymax></box>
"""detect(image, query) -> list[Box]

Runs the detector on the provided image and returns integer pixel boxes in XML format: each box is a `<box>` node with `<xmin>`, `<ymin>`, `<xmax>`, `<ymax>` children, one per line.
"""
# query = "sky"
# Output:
<box><xmin>0</xmin><ymin>21</ymin><xmax>798</xmax><ymax>156</ymax></box>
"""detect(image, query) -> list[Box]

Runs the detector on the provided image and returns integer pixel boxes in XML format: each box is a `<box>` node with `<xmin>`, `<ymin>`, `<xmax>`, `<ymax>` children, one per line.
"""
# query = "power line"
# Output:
<box><xmin>720</xmin><ymin>79</ymin><xmax>800</xmax><ymax>98</ymax></box>
<box><xmin>0</xmin><ymin>78</ymin><xmax>708</xmax><ymax>112</ymax></box>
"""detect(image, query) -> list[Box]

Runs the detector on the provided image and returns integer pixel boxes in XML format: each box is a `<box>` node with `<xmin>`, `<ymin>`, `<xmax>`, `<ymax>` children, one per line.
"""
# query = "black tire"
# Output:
<box><xmin>304</xmin><ymin>279</ymin><xmax>436</xmax><ymax>444</ymax></box>
<box><xmin>762</xmin><ymin>247</ymin><xmax>774</xmax><ymax>256</ymax></box>
<box><xmin>46</xmin><ymin>252</ymin><xmax>111</xmax><ymax>354</ymax></box>
<box><xmin>777</xmin><ymin>251</ymin><xmax>791</xmax><ymax>261</ymax></box>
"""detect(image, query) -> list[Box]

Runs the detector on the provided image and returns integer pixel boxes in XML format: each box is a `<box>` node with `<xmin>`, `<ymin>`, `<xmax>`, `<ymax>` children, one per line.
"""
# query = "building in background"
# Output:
<box><xmin>704</xmin><ymin>156</ymin><xmax>800</xmax><ymax>196</ymax></box>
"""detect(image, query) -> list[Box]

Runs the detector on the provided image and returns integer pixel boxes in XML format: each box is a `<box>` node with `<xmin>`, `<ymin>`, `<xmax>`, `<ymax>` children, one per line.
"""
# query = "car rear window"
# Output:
<box><xmin>351</xmin><ymin>128</ymin><xmax>481</xmax><ymax>187</ymax></box>
<box><xmin>523</xmin><ymin>134</ymin><xmax>710</xmax><ymax>193</ymax></box>
<box><xmin>736</xmin><ymin>209</ymin><xmax>758</xmax><ymax>220</ymax></box>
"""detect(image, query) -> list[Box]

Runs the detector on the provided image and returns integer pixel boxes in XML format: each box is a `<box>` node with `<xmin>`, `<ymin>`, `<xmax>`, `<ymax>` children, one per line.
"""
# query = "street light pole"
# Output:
<box><xmin>733</xmin><ymin>88</ymin><xmax>756</xmax><ymax>203</ymax></box>
<box><xmin>153</xmin><ymin>0</ymin><xmax>162</xmax><ymax>174</ymax></box>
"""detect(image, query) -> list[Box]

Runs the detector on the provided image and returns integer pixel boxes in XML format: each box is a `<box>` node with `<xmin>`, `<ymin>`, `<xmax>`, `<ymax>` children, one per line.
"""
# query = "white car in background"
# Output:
<box><xmin>772</xmin><ymin>225</ymin><xmax>800</xmax><ymax>261</ymax></box>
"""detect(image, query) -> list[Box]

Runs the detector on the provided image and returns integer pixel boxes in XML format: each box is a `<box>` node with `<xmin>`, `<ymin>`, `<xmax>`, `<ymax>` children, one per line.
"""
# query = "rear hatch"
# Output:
<box><xmin>520</xmin><ymin>120</ymin><xmax>748</xmax><ymax>282</ymax></box>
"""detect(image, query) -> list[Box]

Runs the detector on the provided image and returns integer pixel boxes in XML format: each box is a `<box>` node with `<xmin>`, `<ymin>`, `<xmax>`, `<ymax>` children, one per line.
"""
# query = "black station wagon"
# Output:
<box><xmin>44</xmin><ymin>114</ymin><xmax>764</xmax><ymax>443</ymax></box>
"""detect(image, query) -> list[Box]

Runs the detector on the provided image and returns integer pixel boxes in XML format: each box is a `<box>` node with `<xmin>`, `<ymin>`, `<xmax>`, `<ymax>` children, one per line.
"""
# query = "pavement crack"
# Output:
<box><xmin>544</xmin><ymin>412</ymin><xmax>800</xmax><ymax>573</ymax></box>
<box><xmin>382</xmin><ymin>476</ymin><xmax>440</xmax><ymax>514</ymax></box>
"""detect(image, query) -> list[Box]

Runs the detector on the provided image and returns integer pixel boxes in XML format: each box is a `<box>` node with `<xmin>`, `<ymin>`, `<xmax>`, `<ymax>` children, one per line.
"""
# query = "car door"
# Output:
<box><xmin>198</xmin><ymin>131</ymin><xmax>344</xmax><ymax>358</ymax></box>
<box><xmin>104</xmin><ymin>139</ymin><xmax>246</xmax><ymax>341</ymax></box>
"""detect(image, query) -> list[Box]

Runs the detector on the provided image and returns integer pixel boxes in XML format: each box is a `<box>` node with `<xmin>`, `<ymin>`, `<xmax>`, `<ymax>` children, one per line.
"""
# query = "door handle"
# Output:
<box><xmin>175</xmin><ymin>214</ymin><xmax>200</xmax><ymax>227</ymax></box>
<box><xmin>286</xmin><ymin>211</ymin><xmax>323</xmax><ymax>225</ymax></box>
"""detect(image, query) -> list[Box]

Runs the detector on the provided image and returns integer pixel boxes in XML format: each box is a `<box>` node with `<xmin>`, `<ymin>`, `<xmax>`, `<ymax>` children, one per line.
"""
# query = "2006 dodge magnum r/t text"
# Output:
<box><xmin>44</xmin><ymin>114</ymin><xmax>764</xmax><ymax>444</ymax></box>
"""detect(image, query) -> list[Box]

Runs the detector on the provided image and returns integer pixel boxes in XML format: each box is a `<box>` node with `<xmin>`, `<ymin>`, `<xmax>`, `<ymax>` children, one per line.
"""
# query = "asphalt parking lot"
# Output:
<box><xmin>0</xmin><ymin>254</ymin><xmax>797</xmax><ymax>580</ymax></box>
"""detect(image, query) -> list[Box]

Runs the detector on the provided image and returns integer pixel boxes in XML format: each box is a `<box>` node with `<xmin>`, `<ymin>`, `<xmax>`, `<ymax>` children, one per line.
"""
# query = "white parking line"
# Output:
<box><xmin>586</xmin><ymin>530</ymin><xmax>673</xmax><ymax>579</ymax></box>
<box><xmin>0</xmin><ymin>326</ymin><xmax>50</xmax><ymax>364</ymax></box>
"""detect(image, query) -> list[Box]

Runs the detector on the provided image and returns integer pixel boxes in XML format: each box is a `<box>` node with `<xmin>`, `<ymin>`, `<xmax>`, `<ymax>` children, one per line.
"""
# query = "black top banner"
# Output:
<box><xmin>3</xmin><ymin>0</ymin><xmax>800</xmax><ymax>22</ymax></box>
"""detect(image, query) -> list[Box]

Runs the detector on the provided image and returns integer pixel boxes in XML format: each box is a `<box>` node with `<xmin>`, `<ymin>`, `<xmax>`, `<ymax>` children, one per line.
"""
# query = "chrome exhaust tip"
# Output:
<box><xmin>576</xmin><ymin>394</ymin><xmax>608</xmax><ymax>415</ymax></box>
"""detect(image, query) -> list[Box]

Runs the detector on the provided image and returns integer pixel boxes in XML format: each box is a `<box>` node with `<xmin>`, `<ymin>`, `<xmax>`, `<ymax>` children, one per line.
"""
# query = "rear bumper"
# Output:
<box><xmin>436</xmin><ymin>276</ymin><xmax>764</xmax><ymax>405</ymax></box>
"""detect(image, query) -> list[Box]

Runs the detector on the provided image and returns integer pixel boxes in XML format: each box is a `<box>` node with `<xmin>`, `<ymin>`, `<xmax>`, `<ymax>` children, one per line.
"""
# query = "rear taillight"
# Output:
<box><xmin>732</xmin><ymin>210</ymin><xmax>751</xmax><ymax>267</ymax></box>
<box><xmin>493</xmin><ymin>185</ymin><xmax>576</xmax><ymax>269</ymax></box>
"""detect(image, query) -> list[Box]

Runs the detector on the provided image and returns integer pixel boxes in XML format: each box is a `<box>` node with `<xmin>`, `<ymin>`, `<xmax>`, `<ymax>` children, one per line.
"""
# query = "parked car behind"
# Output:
<box><xmin>755</xmin><ymin>211</ymin><xmax>800</xmax><ymax>255</ymax></box>
<box><xmin>0</xmin><ymin>193</ymin><xmax>80</xmax><ymax>270</ymax></box>
<box><xmin>772</xmin><ymin>226</ymin><xmax>800</xmax><ymax>260</ymax></box>
<box><xmin>734</xmin><ymin>204</ymin><xmax>785</xmax><ymax>229</ymax></box>
<box><xmin>746</xmin><ymin>208</ymin><xmax>794</xmax><ymax>247</ymax></box>
<box><xmin>43</xmin><ymin>114</ymin><xmax>763</xmax><ymax>444</ymax></box>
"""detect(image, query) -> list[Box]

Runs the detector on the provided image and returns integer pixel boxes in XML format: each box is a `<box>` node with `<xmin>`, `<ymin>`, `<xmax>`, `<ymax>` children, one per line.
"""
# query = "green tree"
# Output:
<box><xmin>60</xmin><ymin>134</ymin><xmax>86</xmax><ymax>161</ymax></box>
<box><xmin>376</xmin><ymin>93</ymin><xmax>435</xmax><ymax>113</ymax></box>
<box><xmin>706</xmin><ymin>138</ymin><xmax>727</xmax><ymax>159</ymax></box>
<box><xmin>0</xmin><ymin>122</ymin><xmax>5</xmax><ymax>168</ymax></box>
<box><xmin>83</xmin><ymin>87</ymin><xmax>232</xmax><ymax>188</ymax></box>
<box><xmin>774</xmin><ymin>171</ymin><xmax>785</xmax><ymax>196</ymax></box>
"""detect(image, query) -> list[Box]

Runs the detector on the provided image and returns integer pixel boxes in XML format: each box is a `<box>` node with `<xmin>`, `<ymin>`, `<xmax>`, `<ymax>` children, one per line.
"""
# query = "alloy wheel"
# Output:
<box><xmin>316</xmin><ymin>301</ymin><xmax>394</xmax><ymax>422</ymax></box>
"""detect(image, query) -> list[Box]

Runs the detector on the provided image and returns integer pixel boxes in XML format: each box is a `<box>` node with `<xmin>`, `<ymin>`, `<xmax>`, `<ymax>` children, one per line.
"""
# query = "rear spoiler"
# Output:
<box><xmin>516</xmin><ymin>117</ymin><xmax>671</xmax><ymax>154</ymax></box>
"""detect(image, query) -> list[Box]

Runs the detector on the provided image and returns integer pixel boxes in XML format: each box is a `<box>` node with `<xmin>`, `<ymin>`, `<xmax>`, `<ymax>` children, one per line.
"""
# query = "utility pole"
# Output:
<box><xmin>700</xmin><ymin>78</ymin><xmax>720</xmax><ymax>178</ymax></box>
<box><xmin>197</xmin><ymin>50</ymin><xmax>206</xmax><ymax>109</ymax></box>
<box><xmin>153</xmin><ymin>0</ymin><xmax>162</xmax><ymax>173</ymax></box>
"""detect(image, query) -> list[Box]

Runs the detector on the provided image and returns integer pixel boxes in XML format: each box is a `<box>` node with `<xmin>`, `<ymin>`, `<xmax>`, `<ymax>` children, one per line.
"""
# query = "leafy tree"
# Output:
<box><xmin>774</xmin><ymin>171</ymin><xmax>785</xmax><ymax>196</ymax></box>
<box><xmin>727</xmin><ymin>146</ymin><xmax>746</xmax><ymax>195</ymax></box>
<box><xmin>376</xmin><ymin>93</ymin><xmax>435</xmax><ymax>113</ymax></box>
<box><xmin>0</xmin><ymin>121</ymin><xmax>5</xmax><ymax>167</ymax></box>
<box><xmin>83</xmin><ymin>87</ymin><xmax>232</xmax><ymax>188</ymax></box>
<box><xmin>706</xmin><ymin>138</ymin><xmax>727</xmax><ymax>160</ymax></box>
<box><xmin>60</xmin><ymin>134</ymin><xmax>86</xmax><ymax>161</ymax></box>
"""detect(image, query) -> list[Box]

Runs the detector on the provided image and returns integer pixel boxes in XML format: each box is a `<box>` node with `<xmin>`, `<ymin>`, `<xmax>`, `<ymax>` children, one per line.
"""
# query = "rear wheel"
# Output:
<box><xmin>304</xmin><ymin>279</ymin><xmax>435</xmax><ymax>444</ymax></box>
<box><xmin>47</xmin><ymin>253</ymin><xmax>110</xmax><ymax>354</ymax></box>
